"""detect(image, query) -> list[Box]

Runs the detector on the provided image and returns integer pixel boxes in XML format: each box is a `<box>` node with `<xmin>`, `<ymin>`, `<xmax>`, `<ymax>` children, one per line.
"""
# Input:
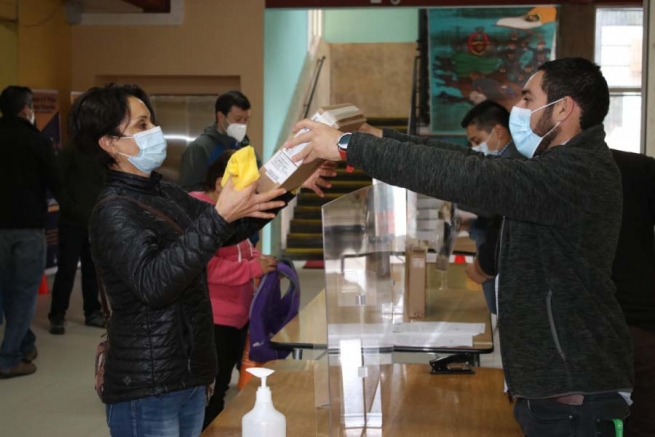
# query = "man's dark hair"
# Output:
<box><xmin>460</xmin><ymin>100</ymin><xmax>509</xmax><ymax>132</ymax></box>
<box><xmin>537</xmin><ymin>57</ymin><xmax>609</xmax><ymax>130</ymax></box>
<box><xmin>204</xmin><ymin>149</ymin><xmax>236</xmax><ymax>191</ymax></box>
<box><xmin>215</xmin><ymin>90</ymin><xmax>251</xmax><ymax>116</ymax></box>
<box><xmin>69</xmin><ymin>84</ymin><xmax>156</xmax><ymax>167</ymax></box>
<box><xmin>0</xmin><ymin>86</ymin><xmax>33</xmax><ymax>117</ymax></box>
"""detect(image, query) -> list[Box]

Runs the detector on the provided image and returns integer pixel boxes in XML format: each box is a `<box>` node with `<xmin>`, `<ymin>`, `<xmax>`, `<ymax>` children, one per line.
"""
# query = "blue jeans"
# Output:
<box><xmin>0</xmin><ymin>229</ymin><xmax>46</xmax><ymax>369</ymax></box>
<box><xmin>106</xmin><ymin>386</ymin><xmax>206</xmax><ymax>437</ymax></box>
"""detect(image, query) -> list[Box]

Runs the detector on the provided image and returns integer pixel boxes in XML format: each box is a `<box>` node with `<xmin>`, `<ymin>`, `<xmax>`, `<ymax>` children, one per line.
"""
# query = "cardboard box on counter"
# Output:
<box><xmin>257</xmin><ymin>104</ymin><xmax>366</xmax><ymax>193</ymax></box>
<box><xmin>405</xmin><ymin>241</ymin><xmax>428</xmax><ymax>319</ymax></box>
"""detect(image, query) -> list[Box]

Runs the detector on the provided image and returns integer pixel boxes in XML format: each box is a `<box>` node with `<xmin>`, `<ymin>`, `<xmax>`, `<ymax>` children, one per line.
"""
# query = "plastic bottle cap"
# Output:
<box><xmin>246</xmin><ymin>367</ymin><xmax>275</xmax><ymax>388</ymax></box>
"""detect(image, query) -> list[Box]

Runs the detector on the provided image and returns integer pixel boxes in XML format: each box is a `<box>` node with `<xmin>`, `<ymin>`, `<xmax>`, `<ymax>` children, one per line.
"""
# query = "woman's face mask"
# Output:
<box><xmin>509</xmin><ymin>98</ymin><xmax>563</xmax><ymax>158</ymax></box>
<box><xmin>115</xmin><ymin>126</ymin><xmax>168</xmax><ymax>174</ymax></box>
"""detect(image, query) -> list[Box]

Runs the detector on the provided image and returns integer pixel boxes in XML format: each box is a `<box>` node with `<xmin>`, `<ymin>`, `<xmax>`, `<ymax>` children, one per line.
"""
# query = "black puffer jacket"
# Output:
<box><xmin>89</xmin><ymin>171</ymin><xmax>287</xmax><ymax>404</ymax></box>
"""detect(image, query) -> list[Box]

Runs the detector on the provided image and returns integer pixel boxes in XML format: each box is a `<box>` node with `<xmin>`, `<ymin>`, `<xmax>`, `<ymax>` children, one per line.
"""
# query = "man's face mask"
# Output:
<box><xmin>472</xmin><ymin>129</ymin><xmax>500</xmax><ymax>156</ymax></box>
<box><xmin>115</xmin><ymin>126</ymin><xmax>168</xmax><ymax>174</ymax></box>
<box><xmin>226</xmin><ymin>122</ymin><xmax>247</xmax><ymax>143</ymax></box>
<box><xmin>509</xmin><ymin>98</ymin><xmax>563</xmax><ymax>158</ymax></box>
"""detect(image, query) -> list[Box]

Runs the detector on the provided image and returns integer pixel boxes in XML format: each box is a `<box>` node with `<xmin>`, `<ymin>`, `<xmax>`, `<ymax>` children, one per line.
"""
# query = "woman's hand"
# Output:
<box><xmin>257</xmin><ymin>255</ymin><xmax>277</xmax><ymax>275</ymax></box>
<box><xmin>215</xmin><ymin>178</ymin><xmax>286</xmax><ymax>223</ymax></box>
<box><xmin>301</xmin><ymin>161</ymin><xmax>338</xmax><ymax>197</ymax></box>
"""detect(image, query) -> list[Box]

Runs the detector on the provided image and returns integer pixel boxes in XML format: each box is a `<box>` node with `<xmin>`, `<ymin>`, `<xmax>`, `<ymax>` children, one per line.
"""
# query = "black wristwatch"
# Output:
<box><xmin>337</xmin><ymin>133</ymin><xmax>354</xmax><ymax>172</ymax></box>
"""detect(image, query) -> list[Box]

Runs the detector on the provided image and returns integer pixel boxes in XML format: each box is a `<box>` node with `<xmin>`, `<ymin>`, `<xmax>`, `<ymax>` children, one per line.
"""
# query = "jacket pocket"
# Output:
<box><xmin>546</xmin><ymin>290</ymin><xmax>566</xmax><ymax>361</ymax></box>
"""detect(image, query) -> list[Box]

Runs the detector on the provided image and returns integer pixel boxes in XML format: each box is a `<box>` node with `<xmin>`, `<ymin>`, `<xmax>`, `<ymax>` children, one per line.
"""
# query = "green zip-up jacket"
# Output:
<box><xmin>348</xmin><ymin>125</ymin><xmax>633</xmax><ymax>399</ymax></box>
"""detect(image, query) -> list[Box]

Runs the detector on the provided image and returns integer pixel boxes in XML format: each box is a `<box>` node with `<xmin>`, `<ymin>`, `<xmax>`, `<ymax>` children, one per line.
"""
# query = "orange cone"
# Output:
<box><xmin>237</xmin><ymin>333</ymin><xmax>264</xmax><ymax>389</ymax></box>
<box><xmin>38</xmin><ymin>274</ymin><xmax>49</xmax><ymax>295</ymax></box>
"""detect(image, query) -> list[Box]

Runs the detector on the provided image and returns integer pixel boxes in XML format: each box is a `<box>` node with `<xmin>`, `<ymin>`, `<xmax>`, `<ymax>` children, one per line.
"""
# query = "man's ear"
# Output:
<box><xmin>555</xmin><ymin>96</ymin><xmax>576</xmax><ymax>123</ymax></box>
<box><xmin>216</xmin><ymin>111</ymin><xmax>225</xmax><ymax>125</ymax></box>
<box><xmin>215</xmin><ymin>177</ymin><xmax>223</xmax><ymax>192</ymax></box>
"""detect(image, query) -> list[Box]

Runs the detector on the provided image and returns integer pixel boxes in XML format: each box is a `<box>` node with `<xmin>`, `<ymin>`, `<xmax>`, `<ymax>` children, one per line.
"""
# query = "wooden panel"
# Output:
<box><xmin>267</xmin><ymin>0</ymin><xmax>641</xmax><ymax>7</ymax></box>
<box><xmin>330</xmin><ymin>43</ymin><xmax>415</xmax><ymax>118</ymax></box>
<box><xmin>121</xmin><ymin>0</ymin><xmax>170</xmax><ymax>12</ymax></box>
<box><xmin>203</xmin><ymin>360</ymin><xmax>523</xmax><ymax>437</ymax></box>
<box><xmin>557</xmin><ymin>4</ymin><xmax>596</xmax><ymax>60</ymax></box>
<box><xmin>94</xmin><ymin>75</ymin><xmax>240</xmax><ymax>96</ymax></box>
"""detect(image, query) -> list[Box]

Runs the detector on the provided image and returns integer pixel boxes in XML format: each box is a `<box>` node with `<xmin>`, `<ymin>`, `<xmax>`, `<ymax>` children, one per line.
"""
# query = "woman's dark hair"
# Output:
<box><xmin>69</xmin><ymin>84</ymin><xmax>156</xmax><ymax>167</ymax></box>
<box><xmin>204</xmin><ymin>149</ymin><xmax>236</xmax><ymax>191</ymax></box>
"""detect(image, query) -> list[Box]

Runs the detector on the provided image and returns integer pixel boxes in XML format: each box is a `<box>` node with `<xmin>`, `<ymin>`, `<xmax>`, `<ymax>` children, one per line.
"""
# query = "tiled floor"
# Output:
<box><xmin>0</xmin><ymin>264</ymin><xmax>502</xmax><ymax>436</ymax></box>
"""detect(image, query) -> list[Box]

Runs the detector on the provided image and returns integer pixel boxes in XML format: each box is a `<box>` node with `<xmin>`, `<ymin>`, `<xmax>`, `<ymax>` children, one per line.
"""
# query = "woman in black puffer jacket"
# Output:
<box><xmin>70</xmin><ymin>85</ymin><xmax>331</xmax><ymax>437</ymax></box>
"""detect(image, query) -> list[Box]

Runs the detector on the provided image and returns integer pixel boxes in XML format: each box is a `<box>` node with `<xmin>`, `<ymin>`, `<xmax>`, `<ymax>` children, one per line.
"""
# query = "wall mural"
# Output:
<box><xmin>429</xmin><ymin>6</ymin><xmax>558</xmax><ymax>135</ymax></box>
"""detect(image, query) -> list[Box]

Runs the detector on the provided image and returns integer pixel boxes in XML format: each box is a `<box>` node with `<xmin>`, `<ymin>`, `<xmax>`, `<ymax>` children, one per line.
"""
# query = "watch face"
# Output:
<box><xmin>338</xmin><ymin>133</ymin><xmax>352</xmax><ymax>150</ymax></box>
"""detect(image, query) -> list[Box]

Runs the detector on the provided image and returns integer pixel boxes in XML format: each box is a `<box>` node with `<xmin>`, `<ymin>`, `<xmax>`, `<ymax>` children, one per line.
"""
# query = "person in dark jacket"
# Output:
<box><xmin>179</xmin><ymin>90</ymin><xmax>262</xmax><ymax>246</ymax></box>
<box><xmin>74</xmin><ymin>84</ymin><xmax>332</xmax><ymax>437</ymax></box>
<box><xmin>285</xmin><ymin>58</ymin><xmax>633</xmax><ymax>436</ymax></box>
<box><xmin>611</xmin><ymin>149</ymin><xmax>655</xmax><ymax>437</ymax></box>
<box><xmin>48</xmin><ymin>144</ymin><xmax>105</xmax><ymax>334</ymax></box>
<box><xmin>179</xmin><ymin>90</ymin><xmax>260</xmax><ymax>192</ymax></box>
<box><xmin>0</xmin><ymin>86</ymin><xmax>61</xmax><ymax>379</ymax></box>
<box><xmin>460</xmin><ymin>100</ymin><xmax>523</xmax><ymax>314</ymax></box>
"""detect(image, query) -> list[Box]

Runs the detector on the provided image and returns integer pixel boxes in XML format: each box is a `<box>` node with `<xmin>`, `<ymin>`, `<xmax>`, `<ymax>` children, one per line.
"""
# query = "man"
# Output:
<box><xmin>460</xmin><ymin>100</ymin><xmax>522</xmax><ymax>314</ymax></box>
<box><xmin>180</xmin><ymin>90</ymin><xmax>259</xmax><ymax>192</ymax></box>
<box><xmin>0</xmin><ymin>86</ymin><xmax>61</xmax><ymax>378</ymax></box>
<box><xmin>287</xmin><ymin>58</ymin><xmax>633</xmax><ymax>436</ymax></box>
<box><xmin>611</xmin><ymin>149</ymin><xmax>655</xmax><ymax>437</ymax></box>
<box><xmin>48</xmin><ymin>143</ymin><xmax>105</xmax><ymax>334</ymax></box>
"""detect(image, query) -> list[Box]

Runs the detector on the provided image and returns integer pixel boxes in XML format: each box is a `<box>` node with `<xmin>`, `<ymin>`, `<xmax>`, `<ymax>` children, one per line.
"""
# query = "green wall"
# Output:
<box><xmin>324</xmin><ymin>8</ymin><xmax>418</xmax><ymax>43</ymax></box>
<box><xmin>262</xmin><ymin>9</ymin><xmax>308</xmax><ymax>254</ymax></box>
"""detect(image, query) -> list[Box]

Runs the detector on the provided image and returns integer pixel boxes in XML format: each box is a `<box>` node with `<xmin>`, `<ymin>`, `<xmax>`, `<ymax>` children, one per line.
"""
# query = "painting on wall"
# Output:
<box><xmin>428</xmin><ymin>6</ymin><xmax>559</xmax><ymax>134</ymax></box>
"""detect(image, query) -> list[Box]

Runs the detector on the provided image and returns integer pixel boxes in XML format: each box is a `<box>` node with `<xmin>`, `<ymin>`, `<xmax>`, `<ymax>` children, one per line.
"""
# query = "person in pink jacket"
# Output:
<box><xmin>189</xmin><ymin>150</ymin><xmax>277</xmax><ymax>428</ymax></box>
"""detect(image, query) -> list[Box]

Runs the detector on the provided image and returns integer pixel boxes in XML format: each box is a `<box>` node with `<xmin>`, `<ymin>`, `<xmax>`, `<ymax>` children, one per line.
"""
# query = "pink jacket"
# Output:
<box><xmin>189</xmin><ymin>191</ymin><xmax>263</xmax><ymax>328</ymax></box>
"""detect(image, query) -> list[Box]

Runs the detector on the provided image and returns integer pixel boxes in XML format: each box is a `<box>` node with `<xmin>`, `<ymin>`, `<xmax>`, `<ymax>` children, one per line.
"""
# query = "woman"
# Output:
<box><xmin>70</xmin><ymin>84</ymin><xmax>327</xmax><ymax>437</ymax></box>
<box><xmin>189</xmin><ymin>150</ymin><xmax>277</xmax><ymax>428</ymax></box>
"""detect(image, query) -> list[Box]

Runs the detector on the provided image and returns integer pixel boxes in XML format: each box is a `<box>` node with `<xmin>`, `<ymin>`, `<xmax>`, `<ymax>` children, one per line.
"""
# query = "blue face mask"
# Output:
<box><xmin>509</xmin><ymin>99</ymin><xmax>562</xmax><ymax>158</ymax></box>
<box><xmin>117</xmin><ymin>126</ymin><xmax>167</xmax><ymax>174</ymax></box>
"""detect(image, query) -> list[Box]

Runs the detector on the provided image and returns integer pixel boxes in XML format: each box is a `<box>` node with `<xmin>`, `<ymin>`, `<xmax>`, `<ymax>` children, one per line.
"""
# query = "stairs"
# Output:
<box><xmin>281</xmin><ymin>118</ymin><xmax>407</xmax><ymax>260</ymax></box>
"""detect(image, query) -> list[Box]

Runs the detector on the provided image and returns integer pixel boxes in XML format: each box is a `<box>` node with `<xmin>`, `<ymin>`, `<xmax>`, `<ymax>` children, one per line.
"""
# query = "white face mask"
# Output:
<box><xmin>472</xmin><ymin>129</ymin><xmax>499</xmax><ymax>156</ymax></box>
<box><xmin>509</xmin><ymin>98</ymin><xmax>563</xmax><ymax>158</ymax></box>
<box><xmin>29</xmin><ymin>110</ymin><xmax>35</xmax><ymax>125</ymax></box>
<box><xmin>226</xmin><ymin>122</ymin><xmax>247</xmax><ymax>143</ymax></box>
<box><xmin>116</xmin><ymin>126</ymin><xmax>168</xmax><ymax>174</ymax></box>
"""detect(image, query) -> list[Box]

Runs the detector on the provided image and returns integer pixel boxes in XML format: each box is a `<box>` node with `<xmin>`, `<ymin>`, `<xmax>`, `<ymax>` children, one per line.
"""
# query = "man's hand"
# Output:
<box><xmin>358</xmin><ymin>123</ymin><xmax>382</xmax><ymax>138</ymax></box>
<box><xmin>257</xmin><ymin>255</ymin><xmax>277</xmax><ymax>275</ymax></box>
<box><xmin>301</xmin><ymin>162</ymin><xmax>338</xmax><ymax>197</ymax></box>
<box><xmin>283</xmin><ymin>119</ymin><xmax>342</xmax><ymax>164</ymax></box>
<box><xmin>465</xmin><ymin>257</ymin><xmax>494</xmax><ymax>285</ymax></box>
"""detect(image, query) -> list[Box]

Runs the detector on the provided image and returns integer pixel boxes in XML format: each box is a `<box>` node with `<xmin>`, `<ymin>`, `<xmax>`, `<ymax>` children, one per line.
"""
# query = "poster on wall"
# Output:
<box><xmin>428</xmin><ymin>6</ymin><xmax>558</xmax><ymax>134</ymax></box>
<box><xmin>33</xmin><ymin>89</ymin><xmax>61</xmax><ymax>272</ymax></box>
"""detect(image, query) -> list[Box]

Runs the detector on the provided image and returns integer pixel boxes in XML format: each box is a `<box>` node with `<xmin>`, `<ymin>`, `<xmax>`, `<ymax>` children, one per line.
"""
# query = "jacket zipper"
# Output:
<box><xmin>546</xmin><ymin>290</ymin><xmax>566</xmax><ymax>361</ymax></box>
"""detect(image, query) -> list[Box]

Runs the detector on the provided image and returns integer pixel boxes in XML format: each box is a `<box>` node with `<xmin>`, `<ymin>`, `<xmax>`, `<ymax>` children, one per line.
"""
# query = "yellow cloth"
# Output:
<box><xmin>221</xmin><ymin>146</ymin><xmax>260</xmax><ymax>190</ymax></box>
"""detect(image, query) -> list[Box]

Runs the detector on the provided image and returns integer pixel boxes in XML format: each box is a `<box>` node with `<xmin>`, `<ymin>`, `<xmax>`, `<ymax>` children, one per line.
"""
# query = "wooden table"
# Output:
<box><xmin>454</xmin><ymin>234</ymin><xmax>477</xmax><ymax>255</ymax></box>
<box><xmin>202</xmin><ymin>360</ymin><xmax>522</xmax><ymax>437</ymax></box>
<box><xmin>271</xmin><ymin>263</ymin><xmax>493</xmax><ymax>356</ymax></box>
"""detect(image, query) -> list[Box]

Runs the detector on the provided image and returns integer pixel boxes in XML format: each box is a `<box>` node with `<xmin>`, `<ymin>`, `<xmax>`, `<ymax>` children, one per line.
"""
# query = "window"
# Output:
<box><xmin>595</xmin><ymin>8</ymin><xmax>643</xmax><ymax>153</ymax></box>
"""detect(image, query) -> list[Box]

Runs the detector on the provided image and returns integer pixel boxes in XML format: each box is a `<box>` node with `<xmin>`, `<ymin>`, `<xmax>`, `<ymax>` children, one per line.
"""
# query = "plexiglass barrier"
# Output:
<box><xmin>316</xmin><ymin>183</ymin><xmax>461</xmax><ymax>435</ymax></box>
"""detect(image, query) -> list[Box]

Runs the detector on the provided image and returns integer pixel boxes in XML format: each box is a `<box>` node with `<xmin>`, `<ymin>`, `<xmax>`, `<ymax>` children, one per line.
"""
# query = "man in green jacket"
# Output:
<box><xmin>285</xmin><ymin>57</ymin><xmax>633</xmax><ymax>436</ymax></box>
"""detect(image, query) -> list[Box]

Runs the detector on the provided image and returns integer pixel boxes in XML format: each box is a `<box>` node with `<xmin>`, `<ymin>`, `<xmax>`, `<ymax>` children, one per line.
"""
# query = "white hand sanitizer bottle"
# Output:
<box><xmin>242</xmin><ymin>367</ymin><xmax>286</xmax><ymax>437</ymax></box>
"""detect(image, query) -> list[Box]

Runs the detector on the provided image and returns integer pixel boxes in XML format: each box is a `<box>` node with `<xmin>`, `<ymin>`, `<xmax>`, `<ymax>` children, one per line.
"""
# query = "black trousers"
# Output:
<box><xmin>49</xmin><ymin>224</ymin><xmax>100</xmax><ymax>319</ymax></box>
<box><xmin>514</xmin><ymin>393</ymin><xmax>630</xmax><ymax>436</ymax></box>
<box><xmin>625</xmin><ymin>326</ymin><xmax>655</xmax><ymax>437</ymax></box>
<box><xmin>203</xmin><ymin>323</ymin><xmax>248</xmax><ymax>430</ymax></box>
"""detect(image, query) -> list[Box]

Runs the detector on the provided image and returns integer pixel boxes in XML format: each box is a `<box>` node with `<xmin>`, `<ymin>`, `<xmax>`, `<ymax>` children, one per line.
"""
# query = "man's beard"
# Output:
<box><xmin>533</xmin><ymin>106</ymin><xmax>560</xmax><ymax>155</ymax></box>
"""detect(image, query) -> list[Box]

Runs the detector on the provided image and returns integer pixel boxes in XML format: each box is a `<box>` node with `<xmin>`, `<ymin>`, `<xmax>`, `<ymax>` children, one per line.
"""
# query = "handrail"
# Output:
<box><xmin>303</xmin><ymin>55</ymin><xmax>327</xmax><ymax>119</ymax></box>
